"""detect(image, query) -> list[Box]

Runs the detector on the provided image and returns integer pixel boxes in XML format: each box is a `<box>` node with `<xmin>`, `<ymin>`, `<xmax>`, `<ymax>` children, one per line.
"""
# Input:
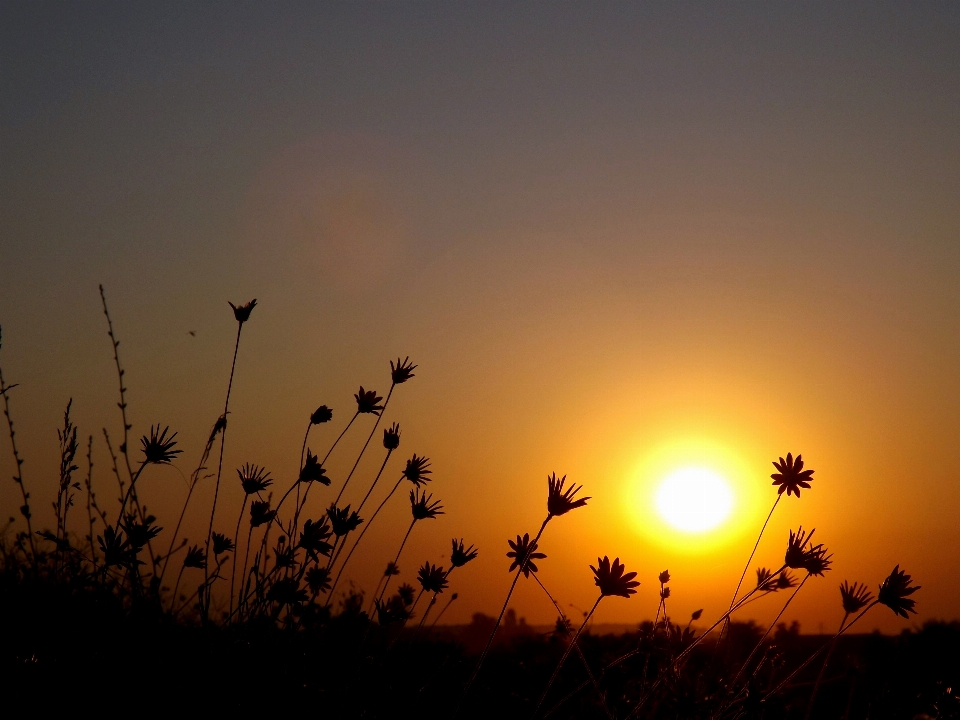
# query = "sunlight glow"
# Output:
<box><xmin>655</xmin><ymin>467</ymin><xmax>733</xmax><ymax>533</ymax></box>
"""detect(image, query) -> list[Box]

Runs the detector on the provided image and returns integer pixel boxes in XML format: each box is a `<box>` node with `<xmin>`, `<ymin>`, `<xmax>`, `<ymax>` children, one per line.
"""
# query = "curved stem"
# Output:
<box><xmin>535</xmin><ymin>596</ymin><xmax>603</xmax><ymax>717</ymax></box>
<box><xmin>376</xmin><ymin>518</ymin><xmax>416</xmax><ymax>606</ymax></box>
<box><xmin>356</xmin><ymin>449</ymin><xmax>392</xmax><ymax>516</ymax></box>
<box><xmin>115</xmin><ymin>462</ymin><xmax>147</xmax><ymax>526</ymax></box>
<box><xmin>334</xmin><ymin>386</ymin><xmax>394</xmax><ymax>507</ymax></box>
<box><xmin>229</xmin><ymin>495</ymin><xmax>249</xmax><ymax>618</ymax></box>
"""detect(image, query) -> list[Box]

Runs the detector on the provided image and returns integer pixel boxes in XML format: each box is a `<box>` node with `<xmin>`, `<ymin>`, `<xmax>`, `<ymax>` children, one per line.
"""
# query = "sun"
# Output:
<box><xmin>655</xmin><ymin>467</ymin><xmax>733</xmax><ymax>533</ymax></box>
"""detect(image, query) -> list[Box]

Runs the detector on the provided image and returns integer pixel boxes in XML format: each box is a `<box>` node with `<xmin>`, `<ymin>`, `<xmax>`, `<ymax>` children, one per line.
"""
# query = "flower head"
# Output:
<box><xmin>410</xmin><ymin>489</ymin><xmax>444</xmax><ymax>521</ymax></box>
<box><xmin>776</xmin><ymin>570</ymin><xmax>799</xmax><ymax>590</ymax></box>
<box><xmin>390</xmin><ymin>357</ymin><xmax>417</xmax><ymax>385</ymax></box>
<box><xmin>403</xmin><ymin>454</ymin><xmax>432</xmax><ymax>486</ymax></box>
<box><xmin>140</xmin><ymin>426</ymin><xmax>182</xmax><ymax>465</ymax></box>
<box><xmin>267</xmin><ymin>578</ymin><xmax>308</xmax><ymax>605</ymax></box>
<box><xmin>591</xmin><ymin>556</ymin><xmax>640</xmax><ymax>598</ymax></box>
<box><xmin>398</xmin><ymin>583</ymin><xmax>416</xmax><ymax>605</ymax></box>
<box><xmin>802</xmin><ymin>544</ymin><xmax>833</xmax><ymax>577</ymax></box>
<box><xmin>507</xmin><ymin>533</ymin><xmax>546</xmax><ymax>577</ymax></box>
<box><xmin>298</xmin><ymin>518</ymin><xmax>333</xmax><ymax>560</ymax></box>
<box><xmin>228</xmin><ymin>299</ymin><xmax>257</xmax><ymax>323</ymax></box>
<box><xmin>183</xmin><ymin>545</ymin><xmax>206</xmax><ymax>569</ymax></box>
<box><xmin>355</xmin><ymin>387</ymin><xmax>384</xmax><ymax>415</ymax></box>
<box><xmin>660</xmin><ymin>586</ymin><xmax>671</xmax><ymax>600</ymax></box>
<box><xmin>306</xmin><ymin>567</ymin><xmax>331</xmax><ymax>595</ymax></box>
<box><xmin>299</xmin><ymin>450</ymin><xmax>330</xmax><ymax>485</ymax></box>
<box><xmin>659</xmin><ymin>570</ymin><xmax>671</xmax><ymax>585</ymax></box>
<box><xmin>383</xmin><ymin>561</ymin><xmax>400</xmax><ymax>577</ymax></box>
<box><xmin>326</xmin><ymin>504</ymin><xmax>362</xmax><ymax>537</ymax></box>
<box><xmin>839</xmin><ymin>581</ymin><xmax>874</xmax><ymax>614</ymax></box>
<box><xmin>383</xmin><ymin>422</ymin><xmax>401</xmax><ymax>450</ymax></box>
<box><xmin>310</xmin><ymin>405</ymin><xmax>333</xmax><ymax>425</ymax></box>
<box><xmin>784</xmin><ymin>526</ymin><xmax>816</xmax><ymax>569</ymax></box>
<box><xmin>756</xmin><ymin>567</ymin><xmax>779</xmax><ymax>592</ymax></box>
<box><xmin>771</xmin><ymin>452</ymin><xmax>814</xmax><ymax>498</ymax></box>
<box><xmin>878</xmin><ymin>565</ymin><xmax>920</xmax><ymax>618</ymax></box>
<box><xmin>546</xmin><ymin>473</ymin><xmax>590</xmax><ymax>517</ymax></box>
<box><xmin>250</xmin><ymin>500</ymin><xmax>276</xmax><ymax>528</ymax></box>
<box><xmin>417</xmin><ymin>562</ymin><xmax>449</xmax><ymax>594</ymax></box>
<box><xmin>691</xmin><ymin>608</ymin><xmax>703</xmax><ymax>621</ymax></box>
<box><xmin>212</xmin><ymin>532</ymin><xmax>234</xmax><ymax>556</ymax></box>
<box><xmin>238</xmin><ymin>463</ymin><xmax>272</xmax><ymax>495</ymax></box>
<box><xmin>450</xmin><ymin>538</ymin><xmax>478</xmax><ymax>568</ymax></box>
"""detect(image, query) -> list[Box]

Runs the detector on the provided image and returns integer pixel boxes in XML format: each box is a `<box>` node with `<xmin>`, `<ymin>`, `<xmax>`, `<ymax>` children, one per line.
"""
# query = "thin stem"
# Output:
<box><xmin>334</xmin><ymin>385</ymin><xmax>394</xmax><ymax>507</ymax></box>
<box><xmin>0</xmin><ymin>333</ymin><xmax>37</xmax><ymax>560</ymax></box>
<box><xmin>804</xmin><ymin>612</ymin><xmax>848</xmax><ymax>720</ymax></box>
<box><xmin>429</xmin><ymin>594</ymin><xmax>458</xmax><ymax>630</ymax></box>
<box><xmin>115</xmin><ymin>462</ymin><xmax>147</xmax><ymax>527</ymax></box>
<box><xmin>376</xmin><ymin>518</ymin><xmax>416</xmax><ymax>605</ymax></box>
<box><xmin>534</xmin><ymin>595</ymin><xmax>603</xmax><ymax>717</ymax></box>
<box><xmin>356</xmin><ymin>449</ymin><xmax>392</xmax><ymax>516</ymax></box>
<box><xmin>229</xmin><ymin>495</ymin><xmax>250</xmax><ymax>618</ymax></box>
<box><xmin>290</xmin><ymin>412</ymin><xmax>358</xmax><ymax>532</ymax></box>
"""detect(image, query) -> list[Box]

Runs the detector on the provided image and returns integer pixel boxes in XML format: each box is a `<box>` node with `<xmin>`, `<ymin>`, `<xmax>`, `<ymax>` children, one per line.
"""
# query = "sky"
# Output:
<box><xmin>1</xmin><ymin>2</ymin><xmax>958</xmax><ymax>632</ymax></box>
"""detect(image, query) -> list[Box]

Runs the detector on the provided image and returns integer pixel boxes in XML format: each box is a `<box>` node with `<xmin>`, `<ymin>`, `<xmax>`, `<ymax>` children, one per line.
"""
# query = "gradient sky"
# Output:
<box><xmin>2</xmin><ymin>3</ymin><xmax>959</xmax><ymax>632</ymax></box>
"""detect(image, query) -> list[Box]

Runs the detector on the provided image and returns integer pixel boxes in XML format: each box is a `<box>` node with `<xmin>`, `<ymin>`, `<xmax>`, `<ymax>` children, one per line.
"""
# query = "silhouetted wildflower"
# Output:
<box><xmin>299</xmin><ymin>450</ymin><xmax>329</xmax><ymax>485</ymax></box>
<box><xmin>776</xmin><ymin>570</ymin><xmax>799</xmax><ymax>590</ymax></box>
<box><xmin>390</xmin><ymin>356</ymin><xmax>417</xmax><ymax>385</ymax></box>
<box><xmin>310</xmin><ymin>405</ymin><xmax>333</xmax><ymax>424</ymax></box>
<box><xmin>326</xmin><ymin>504</ymin><xmax>362</xmax><ymax>536</ymax></box>
<box><xmin>212</xmin><ymin>532</ymin><xmax>234</xmax><ymax>555</ymax></box>
<box><xmin>298</xmin><ymin>518</ymin><xmax>333</xmax><ymax>559</ymax></box>
<box><xmin>507</xmin><ymin>533</ymin><xmax>546</xmax><ymax>577</ymax></box>
<box><xmin>450</xmin><ymin>538</ymin><xmax>478</xmax><ymax>567</ymax></box>
<box><xmin>404</xmin><ymin>454</ymin><xmax>432</xmax><ymax>486</ymax></box>
<box><xmin>210</xmin><ymin>414</ymin><xmax>227</xmax><ymax>442</ymax></box>
<box><xmin>591</xmin><ymin>556</ymin><xmax>640</xmax><ymax>598</ymax></box>
<box><xmin>877</xmin><ymin>565</ymin><xmax>920</xmax><ymax>618</ymax></box>
<box><xmin>553</xmin><ymin>616</ymin><xmax>573</xmax><ymax>638</ymax></box>
<box><xmin>383</xmin><ymin>561</ymin><xmax>400</xmax><ymax>577</ymax></box>
<box><xmin>803</xmin><ymin>544</ymin><xmax>833</xmax><ymax>576</ymax></box>
<box><xmin>274</xmin><ymin>546</ymin><xmax>295</xmax><ymax>568</ymax></box>
<box><xmin>691</xmin><ymin>609</ymin><xmax>703</xmax><ymax>621</ymax></box>
<box><xmin>267</xmin><ymin>577</ymin><xmax>308</xmax><ymax>605</ymax></box>
<box><xmin>418</xmin><ymin>562</ymin><xmax>449</xmax><ymax>593</ymax></box>
<box><xmin>355</xmin><ymin>387</ymin><xmax>384</xmax><ymax>415</ymax></box>
<box><xmin>398</xmin><ymin>583</ymin><xmax>416</xmax><ymax>605</ymax></box>
<box><xmin>306</xmin><ymin>567</ymin><xmax>331</xmax><ymax>595</ymax></box>
<box><xmin>771</xmin><ymin>452</ymin><xmax>814</xmax><ymax>497</ymax></box>
<box><xmin>122</xmin><ymin>515</ymin><xmax>161</xmax><ymax>550</ymax></box>
<box><xmin>140</xmin><ymin>426</ymin><xmax>182</xmax><ymax>465</ymax></box>
<box><xmin>410</xmin><ymin>489</ymin><xmax>444</xmax><ymax>520</ymax></box>
<box><xmin>250</xmin><ymin>500</ymin><xmax>275</xmax><ymax>528</ymax></box>
<box><xmin>757</xmin><ymin>567</ymin><xmax>779</xmax><ymax>592</ymax></box>
<box><xmin>383</xmin><ymin>422</ymin><xmax>401</xmax><ymax>450</ymax></box>
<box><xmin>784</xmin><ymin>526</ymin><xmax>816</xmax><ymax>569</ymax></box>
<box><xmin>183</xmin><ymin>545</ymin><xmax>206</xmax><ymax>569</ymax></box>
<box><xmin>659</xmin><ymin>570</ymin><xmax>671</xmax><ymax>584</ymax></box>
<box><xmin>228</xmin><ymin>299</ymin><xmax>257</xmax><ymax>323</ymax></box>
<box><xmin>546</xmin><ymin>473</ymin><xmax>590</xmax><ymax>517</ymax></box>
<box><xmin>238</xmin><ymin>463</ymin><xmax>272</xmax><ymax>494</ymax></box>
<box><xmin>375</xmin><ymin>597</ymin><xmax>408</xmax><ymax>626</ymax></box>
<box><xmin>660</xmin><ymin>586</ymin><xmax>671</xmax><ymax>600</ymax></box>
<box><xmin>98</xmin><ymin>526</ymin><xmax>138</xmax><ymax>567</ymax></box>
<box><xmin>840</xmin><ymin>581</ymin><xmax>874</xmax><ymax>614</ymax></box>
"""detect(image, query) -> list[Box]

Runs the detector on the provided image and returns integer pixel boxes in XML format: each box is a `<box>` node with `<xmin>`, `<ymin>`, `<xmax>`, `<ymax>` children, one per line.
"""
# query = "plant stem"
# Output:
<box><xmin>229</xmin><ymin>495</ymin><xmax>250</xmax><ymax>618</ymax></box>
<box><xmin>534</xmin><ymin>595</ymin><xmax>603</xmax><ymax>717</ymax></box>
<box><xmin>804</xmin><ymin>612</ymin><xmax>848</xmax><ymax>720</ymax></box>
<box><xmin>334</xmin><ymin>385</ymin><xmax>394</xmax><ymax>507</ymax></box>
<box><xmin>376</xmin><ymin>518</ymin><xmax>416</xmax><ymax>606</ymax></box>
<box><xmin>289</xmin><ymin>412</ymin><xmax>358</xmax><ymax>532</ymax></box>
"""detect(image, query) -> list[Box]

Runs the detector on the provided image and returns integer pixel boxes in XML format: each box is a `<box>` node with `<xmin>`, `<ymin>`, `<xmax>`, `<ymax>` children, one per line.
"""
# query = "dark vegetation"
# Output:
<box><xmin>1</xmin><ymin>290</ymin><xmax>957</xmax><ymax>718</ymax></box>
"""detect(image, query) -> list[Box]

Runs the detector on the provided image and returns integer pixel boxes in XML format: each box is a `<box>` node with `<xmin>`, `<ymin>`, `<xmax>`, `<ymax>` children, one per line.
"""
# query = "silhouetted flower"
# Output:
<box><xmin>417</xmin><ymin>562</ymin><xmax>449</xmax><ymax>593</ymax></box>
<box><xmin>250</xmin><ymin>500</ymin><xmax>275</xmax><ymax>528</ymax></box>
<box><xmin>238</xmin><ymin>463</ymin><xmax>272</xmax><ymax>494</ymax></box>
<box><xmin>228</xmin><ymin>299</ymin><xmax>257</xmax><ymax>323</ymax></box>
<box><xmin>404</xmin><ymin>454</ymin><xmax>432</xmax><ymax>486</ymax></box>
<box><xmin>298</xmin><ymin>518</ymin><xmax>333</xmax><ymax>559</ymax></box>
<box><xmin>410</xmin><ymin>489</ymin><xmax>444</xmax><ymax>520</ymax></box>
<box><xmin>326</xmin><ymin>504</ymin><xmax>362</xmax><ymax>536</ymax></box>
<box><xmin>507</xmin><ymin>533</ymin><xmax>546</xmax><ymax>577</ymax></box>
<box><xmin>121</xmin><ymin>515</ymin><xmax>162</xmax><ymax>551</ymax></box>
<box><xmin>546</xmin><ymin>473</ymin><xmax>590</xmax><ymax>517</ymax></box>
<box><xmin>878</xmin><ymin>565</ymin><xmax>920</xmax><ymax>618</ymax></box>
<box><xmin>659</xmin><ymin>570</ymin><xmax>671</xmax><ymax>584</ymax></box>
<box><xmin>784</xmin><ymin>526</ymin><xmax>816</xmax><ymax>569</ymax></box>
<box><xmin>771</xmin><ymin>452</ymin><xmax>814</xmax><ymax>498</ymax></box>
<box><xmin>355</xmin><ymin>387</ymin><xmax>384</xmax><ymax>415</ymax></box>
<box><xmin>840</xmin><ymin>581</ymin><xmax>874</xmax><ymax>614</ymax></box>
<box><xmin>274</xmin><ymin>546</ymin><xmax>295</xmax><ymax>568</ymax></box>
<box><xmin>140</xmin><ymin>426</ymin><xmax>182</xmax><ymax>465</ymax></box>
<box><xmin>660</xmin><ymin>586</ymin><xmax>671</xmax><ymax>600</ymax></box>
<box><xmin>802</xmin><ymin>544</ymin><xmax>833</xmax><ymax>576</ymax></box>
<box><xmin>375</xmin><ymin>597</ymin><xmax>408</xmax><ymax>626</ymax></box>
<box><xmin>776</xmin><ymin>570</ymin><xmax>799</xmax><ymax>590</ymax></box>
<box><xmin>306</xmin><ymin>567</ymin><xmax>331</xmax><ymax>595</ymax></box>
<box><xmin>691</xmin><ymin>609</ymin><xmax>703</xmax><ymax>621</ymax></box>
<box><xmin>183</xmin><ymin>545</ymin><xmax>206</xmax><ymax>569</ymax></box>
<box><xmin>98</xmin><ymin>526</ymin><xmax>139</xmax><ymax>567</ymax></box>
<box><xmin>450</xmin><ymin>538</ymin><xmax>478</xmax><ymax>568</ymax></box>
<box><xmin>398</xmin><ymin>583</ymin><xmax>416</xmax><ymax>605</ymax></box>
<box><xmin>299</xmin><ymin>450</ymin><xmax>330</xmax><ymax>485</ymax></box>
<box><xmin>310</xmin><ymin>405</ymin><xmax>333</xmax><ymax>424</ymax></box>
<box><xmin>210</xmin><ymin>414</ymin><xmax>227</xmax><ymax>443</ymax></box>
<box><xmin>756</xmin><ymin>567</ymin><xmax>779</xmax><ymax>592</ymax></box>
<box><xmin>267</xmin><ymin>577</ymin><xmax>308</xmax><ymax>605</ymax></box>
<box><xmin>390</xmin><ymin>356</ymin><xmax>417</xmax><ymax>385</ymax></box>
<box><xmin>591</xmin><ymin>556</ymin><xmax>640</xmax><ymax>598</ymax></box>
<box><xmin>212</xmin><ymin>532</ymin><xmax>234</xmax><ymax>556</ymax></box>
<box><xmin>383</xmin><ymin>422</ymin><xmax>401</xmax><ymax>450</ymax></box>
<box><xmin>383</xmin><ymin>561</ymin><xmax>400</xmax><ymax>577</ymax></box>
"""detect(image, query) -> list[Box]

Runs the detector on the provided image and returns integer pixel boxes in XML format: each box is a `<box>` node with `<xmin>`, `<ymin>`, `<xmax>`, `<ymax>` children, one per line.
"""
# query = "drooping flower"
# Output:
<box><xmin>355</xmin><ymin>387</ymin><xmax>384</xmax><ymax>415</ymax></box>
<box><xmin>298</xmin><ymin>518</ymin><xmax>333</xmax><ymax>559</ymax></box>
<box><xmin>877</xmin><ymin>565</ymin><xmax>920</xmax><ymax>618</ymax></box>
<box><xmin>591</xmin><ymin>556</ymin><xmax>640</xmax><ymax>598</ymax></box>
<box><xmin>310</xmin><ymin>405</ymin><xmax>333</xmax><ymax>425</ymax></box>
<box><xmin>140</xmin><ymin>426</ymin><xmax>183</xmax><ymax>465</ymax></box>
<box><xmin>839</xmin><ymin>581</ymin><xmax>874</xmax><ymax>614</ymax></box>
<box><xmin>326</xmin><ymin>504</ymin><xmax>362</xmax><ymax>536</ymax></box>
<box><xmin>183</xmin><ymin>545</ymin><xmax>206</xmax><ymax>569</ymax></box>
<box><xmin>238</xmin><ymin>463</ymin><xmax>272</xmax><ymax>494</ymax></box>
<box><xmin>403</xmin><ymin>454</ymin><xmax>432</xmax><ymax>486</ymax></box>
<box><xmin>450</xmin><ymin>538</ymin><xmax>478</xmax><ymax>568</ymax></box>
<box><xmin>770</xmin><ymin>452</ymin><xmax>814</xmax><ymax>498</ymax></box>
<box><xmin>410</xmin><ymin>489</ymin><xmax>444</xmax><ymax>521</ymax></box>
<box><xmin>390</xmin><ymin>357</ymin><xmax>417</xmax><ymax>385</ymax></box>
<box><xmin>306</xmin><ymin>566</ymin><xmax>331</xmax><ymax>595</ymax></box>
<box><xmin>212</xmin><ymin>532</ymin><xmax>234</xmax><ymax>556</ymax></box>
<box><xmin>250</xmin><ymin>500</ymin><xmax>276</xmax><ymax>528</ymax></box>
<box><xmin>383</xmin><ymin>423</ymin><xmax>401</xmax><ymax>450</ymax></box>
<box><xmin>546</xmin><ymin>473</ymin><xmax>590</xmax><ymax>517</ymax></box>
<box><xmin>299</xmin><ymin>450</ymin><xmax>330</xmax><ymax>485</ymax></box>
<box><xmin>417</xmin><ymin>562</ymin><xmax>449</xmax><ymax>593</ymax></box>
<box><xmin>228</xmin><ymin>299</ymin><xmax>257</xmax><ymax>323</ymax></box>
<box><xmin>507</xmin><ymin>534</ymin><xmax>546</xmax><ymax>577</ymax></box>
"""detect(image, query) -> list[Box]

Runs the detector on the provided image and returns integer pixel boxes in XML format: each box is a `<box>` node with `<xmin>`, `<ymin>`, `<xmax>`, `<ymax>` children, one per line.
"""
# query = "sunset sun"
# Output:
<box><xmin>655</xmin><ymin>467</ymin><xmax>733</xmax><ymax>533</ymax></box>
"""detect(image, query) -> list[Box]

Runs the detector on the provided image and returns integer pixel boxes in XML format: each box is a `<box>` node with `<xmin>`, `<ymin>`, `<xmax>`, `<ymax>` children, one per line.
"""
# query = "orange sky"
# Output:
<box><xmin>1</xmin><ymin>4</ymin><xmax>958</xmax><ymax>632</ymax></box>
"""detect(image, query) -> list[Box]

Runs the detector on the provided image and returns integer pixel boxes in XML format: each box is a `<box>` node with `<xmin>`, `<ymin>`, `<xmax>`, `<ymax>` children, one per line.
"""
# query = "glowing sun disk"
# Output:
<box><xmin>656</xmin><ymin>467</ymin><xmax>733</xmax><ymax>533</ymax></box>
